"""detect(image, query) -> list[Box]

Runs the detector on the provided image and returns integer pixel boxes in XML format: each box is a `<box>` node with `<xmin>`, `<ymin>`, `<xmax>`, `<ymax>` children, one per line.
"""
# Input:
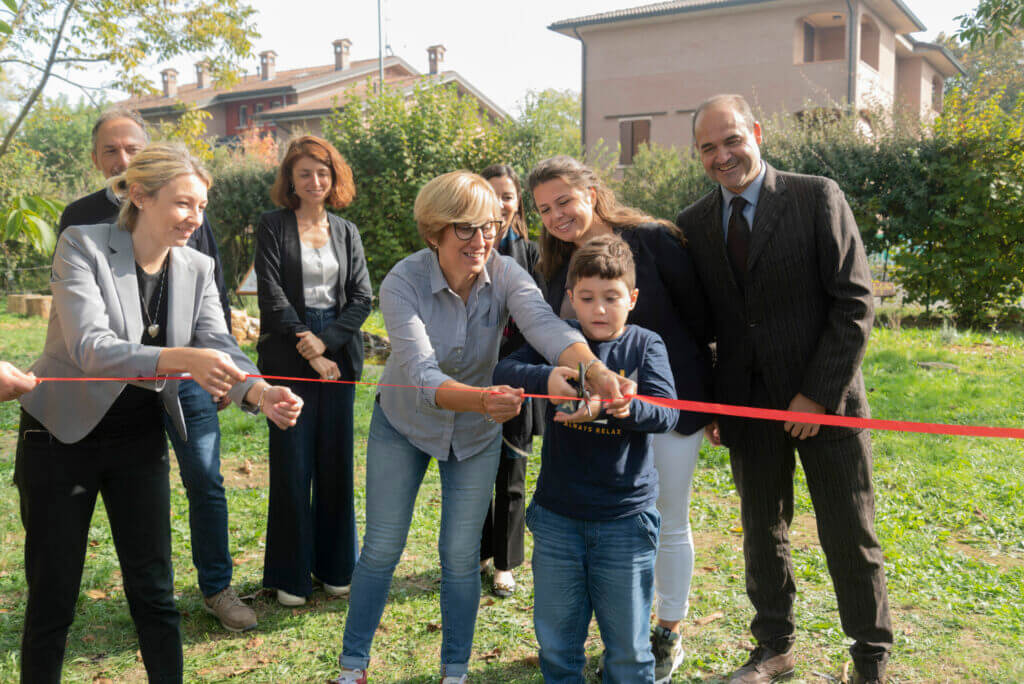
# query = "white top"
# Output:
<box><xmin>300</xmin><ymin>238</ymin><xmax>340</xmax><ymax>308</ymax></box>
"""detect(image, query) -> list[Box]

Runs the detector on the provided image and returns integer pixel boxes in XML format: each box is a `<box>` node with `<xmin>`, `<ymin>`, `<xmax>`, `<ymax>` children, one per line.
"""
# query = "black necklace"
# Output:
<box><xmin>139</xmin><ymin>256</ymin><xmax>168</xmax><ymax>339</ymax></box>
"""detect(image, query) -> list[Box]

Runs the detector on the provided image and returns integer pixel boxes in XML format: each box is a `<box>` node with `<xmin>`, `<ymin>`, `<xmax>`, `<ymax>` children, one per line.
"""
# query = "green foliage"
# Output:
<box><xmin>323</xmin><ymin>81</ymin><xmax>510</xmax><ymax>288</ymax></box>
<box><xmin>153</xmin><ymin>106</ymin><xmax>215</xmax><ymax>162</ymax></box>
<box><xmin>618</xmin><ymin>144</ymin><xmax>713</xmax><ymax>222</ymax></box>
<box><xmin>204</xmin><ymin>154</ymin><xmax>276</xmax><ymax>296</ymax></box>
<box><xmin>17</xmin><ymin>95</ymin><xmax>103</xmax><ymax>200</ymax></box>
<box><xmin>939</xmin><ymin>28</ymin><xmax>1024</xmax><ymax>114</ymax></box>
<box><xmin>500</xmin><ymin>88</ymin><xmax>582</xmax><ymax>174</ymax></box>
<box><xmin>0</xmin><ymin>142</ymin><xmax>61</xmax><ymax>284</ymax></box>
<box><xmin>956</xmin><ymin>0</ymin><xmax>1024</xmax><ymax>48</ymax></box>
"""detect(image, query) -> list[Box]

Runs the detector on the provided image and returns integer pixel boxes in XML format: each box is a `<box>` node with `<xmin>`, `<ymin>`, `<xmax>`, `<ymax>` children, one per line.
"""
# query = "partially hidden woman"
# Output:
<box><xmin>16</xmin><ymin>141</ymin><xmax>303</xmax><ymax>684</ymax></box>
<box><xmin>476</xmin><ymin>163</ymin><xmax>545</xmax><ymax>599</ymax></box>
<box><xmin>255</xmin><ymin>135</ymin><xmax>373</xmax><ymax>607</ymax></box>
<box><xmin>529</xmin><ymin>155</ymin><xmax>713</xmax><ymax>683</ymax></box>
<box><xmin>330</xmin><ymin>171</ymin><xmax>635</xmax><ymax>684</ymax></box>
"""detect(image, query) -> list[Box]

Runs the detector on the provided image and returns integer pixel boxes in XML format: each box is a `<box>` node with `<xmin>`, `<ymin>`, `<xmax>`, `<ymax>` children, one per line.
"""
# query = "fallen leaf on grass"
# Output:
<box><xmin>238</xmin><ymin>459</ymin><xmax>253</xmax><ymax>475</ymax></box>
<box><xmin>246</xmin><ymin>636</ymin><xmax>263</xmax><ymax>649</ymax></box>
<box><xmin>85</xmin><ymin>589</ymin><xmax>107</xmax><ymax>600</ymax></box>
<box><xmin>136</xmin><ymin>649</ymin><xmax>143</xmax><ymax>662</ymax></box>
<box><xmin>524</xmin><ymin>655</ymin><xmax>540</xmax><ymax>666</ymax></box>
<box><xmin>0</xmin><ymin>609</ymin><xmax>8</xmax><ymax>614</ymax></box>
<box><xmin>257</xmin><ymin>656</ymin><xmax>273</xmax><ymax>664</ymax></box>
<box><xmin>479</xmin><ymin>647</ymin><xmax>502</xmax><ymax>662</ymax></box>
<box><xmin>89</xmin><ymin>539</ymin><xmax>100</xmax><ymax>547</ymax></box>
<box><xmin>82</xmin><ymin>634</ymin><xmax>95</xmax><ymax>643</ymax></box>
<box><xmin>729</xmin><ymin>524</ymin><xmax>743</xmax><ymax>534</ymax></box>
<box><xmin>481</xmin><ymin>598</ymin><xmax>495</xmax><ymax>607</ymax></box>
<box><xmin>426</xmin><ymin>622</ymin><xmax>442</xmax><ymax>632</ymax></box>
<box><xmin>232</xmin><ymin>557</ymin><xmax>245</xmax><ymax>566</ymax></box>
<box><xmin>92</xmin><ymin>678</ymin><xmax>114</xmax><ymax>684</ymax></box>
<box><xmin>695</xmin><ymin>611</ymin><xmax>724</xmax><ymax>626</ymax></box>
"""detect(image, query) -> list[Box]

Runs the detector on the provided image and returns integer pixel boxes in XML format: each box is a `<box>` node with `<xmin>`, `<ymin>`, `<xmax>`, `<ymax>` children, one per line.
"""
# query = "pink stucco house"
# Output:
<box><xmin>550</xmin><ymin>0</ymin><xmax>964</xmax><ymax>163</ymax></box>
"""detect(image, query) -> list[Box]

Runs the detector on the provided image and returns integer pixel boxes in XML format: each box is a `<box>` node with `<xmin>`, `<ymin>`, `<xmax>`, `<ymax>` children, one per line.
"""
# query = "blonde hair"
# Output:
<box><xmin>413</xmin><ymin>171</ymin><xmax>501</xmax><ymax>249</ymax></box>
<box><xmin>527</xmin><ymin>155</ymin><xmax>680</xmax><ymax>280</ymax></box>
<box><xmin>109</xmin><ymin>141</ymin><xmax>212</xmax><ymax>232</ymax></box>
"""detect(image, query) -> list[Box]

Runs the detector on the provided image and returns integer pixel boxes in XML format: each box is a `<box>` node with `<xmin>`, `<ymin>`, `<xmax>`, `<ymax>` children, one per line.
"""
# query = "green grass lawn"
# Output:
<box><xmin>0</xmin><ymin>312</ymin><xmax>1021</xmax><ymax>682</ymax></box>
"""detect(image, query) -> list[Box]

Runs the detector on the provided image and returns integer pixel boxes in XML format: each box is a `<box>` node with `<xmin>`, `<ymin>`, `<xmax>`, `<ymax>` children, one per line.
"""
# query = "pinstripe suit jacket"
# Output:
<box><xmin>676</xmin><ymin>164</ymin><xmax>873</xmax><ymax>443</ymax></box>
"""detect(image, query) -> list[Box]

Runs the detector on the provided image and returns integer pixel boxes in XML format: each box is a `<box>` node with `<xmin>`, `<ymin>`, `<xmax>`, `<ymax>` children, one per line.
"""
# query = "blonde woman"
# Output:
<box><xmin>16</xmin><ymin>142</ymin><xmax>302</xmax><ymax>683</ymax></box>
<box><xmin>331</xmin><ymin>171</ymin><xmax>635</xmax><ymax>684</ymax></box>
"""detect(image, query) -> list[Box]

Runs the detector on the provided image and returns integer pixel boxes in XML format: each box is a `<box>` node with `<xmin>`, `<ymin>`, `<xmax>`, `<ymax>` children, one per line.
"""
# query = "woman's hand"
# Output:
<box><xmin>309</xmin><ymin>356</ymin><xmax>341</xmax><ymax>381</ymax></box>
<box><xmin>261</xmin><ymin>385</ymin><xmax>304</xmax><ymax>430</ymax></box>
<box><xmin>480</xmin><ymin>385</ymin><xmax>525</xmax><ymax>424</ymax></box>
<box><xmin>584</xmin><ymin>362</ymin><xmax>635</xmax><ymax>419</ymax></box>
<box><xmin>0</xmin><ymin>361</ymin><xmax>37</xmax><ymax>401</ymax></box>
<box><xmin>295</xmin><ymin>331</ymin><xmax>327</xmax><ymax>360</ymax></box>
<box><xmin>182</xmin><ymin>348</ymin><xmax>248</xmax><ymax>399</ymax></box>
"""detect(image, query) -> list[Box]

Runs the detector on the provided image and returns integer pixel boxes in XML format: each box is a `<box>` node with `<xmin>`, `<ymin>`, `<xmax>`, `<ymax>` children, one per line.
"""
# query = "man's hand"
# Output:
<box><xmin>295</xmin><ymin>331</ymin><xmax>327</xmax><ymax>360</ymax></box>
<box><xmin>784</xmin><ymin>392</ymin><xmax>826</xmax><ymax>440</ymax></box>
<box><xmin>704</xmin><ymin>419</ymin><xmax>722</xmax><ymax>446</ymax></box>
<box><xmin>0</xmin><ymin>361</ymin><xmax>37</xmax><ymax>402</ymax></box>
<box><xmin>584</xmin><ymin>363</ymin><xmax>636</xmax><ymax>418</ymax></box>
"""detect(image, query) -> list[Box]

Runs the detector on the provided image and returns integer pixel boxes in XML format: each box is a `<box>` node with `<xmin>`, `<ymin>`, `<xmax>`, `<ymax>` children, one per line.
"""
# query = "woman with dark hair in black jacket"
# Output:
<box><xmin>477</xmin><ymin>163</ymin><xmax>545</xmax><ymax>598</ymax></box>
<box><xmin>255</xmin><ymin>136</ymin><xmax>373</xmax><ymax>607</ymax></box>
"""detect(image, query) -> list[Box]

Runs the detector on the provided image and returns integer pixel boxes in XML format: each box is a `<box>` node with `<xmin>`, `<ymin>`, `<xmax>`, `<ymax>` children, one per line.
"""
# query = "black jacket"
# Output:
<box><xmin>58</xmin><ymin>188</ymin><xmax>232</xmax><ymax>329</ymax></box>
<box><xmin>497</xmin><ymin>233</ymin><xmax>547</xmax><ymax>446</ymax></box>
<box><xmin>254</xmin><ymin>209</ymin><xmax>373</xmax><ymax>382</ymax></box>
<box><xmin>544</xmin><ymin>223</ymin><xmax>713</xmax><ymax>435</ymax></box>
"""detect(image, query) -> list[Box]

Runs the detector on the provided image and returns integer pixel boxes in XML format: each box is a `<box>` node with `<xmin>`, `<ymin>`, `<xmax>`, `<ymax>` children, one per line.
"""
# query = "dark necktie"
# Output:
<box><xmin>727</xmin><ymin>196</ymin><xmax>750</xmax><ymax>287</ymax></box>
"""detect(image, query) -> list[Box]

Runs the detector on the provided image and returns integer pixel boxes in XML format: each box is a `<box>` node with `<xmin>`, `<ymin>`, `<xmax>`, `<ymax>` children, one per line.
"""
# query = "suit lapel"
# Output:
<box><xmin>283</xmin><ymin>211</ymin><xmax>306</xmax><ymax>321</ymax></box>
<box><xmin>109</xmin><ymin>226</ymin><xmax>143</xmax><ymax>342</ymax></box>
<box><xmin>747</xmin><ymin>164</ymin><xmax>787</xmax><ymax>272</ymax></box>
<box><xmin>699</xmin><ymin>189</ymin><xmax>743</xmax><ymax>295</ymax></box>
<box><xmin>167</xmin><ymin>248</ymin><xmax>196</xmax><ymax>348</ymax></box>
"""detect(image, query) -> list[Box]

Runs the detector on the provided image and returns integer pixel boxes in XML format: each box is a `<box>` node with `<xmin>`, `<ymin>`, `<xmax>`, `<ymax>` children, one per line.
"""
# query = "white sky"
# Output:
<box><xmin>44</xmin><ymin>0</ymin><xmax>977</xmax><ymax>116</ymax></box>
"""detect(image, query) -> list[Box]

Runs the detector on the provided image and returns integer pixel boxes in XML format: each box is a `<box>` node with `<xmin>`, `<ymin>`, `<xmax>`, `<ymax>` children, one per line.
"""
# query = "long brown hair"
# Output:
<box><xmin>270</xmin><ymin>135</ymin><xmax>355</xmax><ymax>210</ymax></box>
<box><xmin>480</xmin><ymin>163</ymin><xmax>529</xmax><ymax>240</ymax></box>
<box><xmin>527</xmin><ymin>155</ymin><xmax>682</xmax><ymax>280</ymax></box>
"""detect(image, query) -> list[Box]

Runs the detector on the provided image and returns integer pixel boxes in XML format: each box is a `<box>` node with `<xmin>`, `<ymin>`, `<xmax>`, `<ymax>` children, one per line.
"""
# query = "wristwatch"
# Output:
<box><xmin>240</xmin><ymin>384</ymin><xmax>269</xmax><ymax>415</ymax></box>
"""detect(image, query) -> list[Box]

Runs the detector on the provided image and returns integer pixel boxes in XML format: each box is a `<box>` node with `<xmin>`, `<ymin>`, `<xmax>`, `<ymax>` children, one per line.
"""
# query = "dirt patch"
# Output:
<box><xmin>948</xmin><ymin>539</ymin><xmax>1024</xmax><ymax>570</ymax></box>
<box><xmin>167</xmin><ymin>451</ymin><xmax>270</xmax><ymax>490</ymax></box>
<box><xmin>947</xmin><ymin>342</ymin><xmax>1020</xmax><ymax>359</ymax></box>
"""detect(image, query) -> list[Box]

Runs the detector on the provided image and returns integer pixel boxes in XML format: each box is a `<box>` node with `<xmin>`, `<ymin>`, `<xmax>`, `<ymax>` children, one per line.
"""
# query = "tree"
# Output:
<box><xmin>956</xmin><ymin>0</ymin><xmax>1024</xmax><ymax>48</ymax></box>
<box><xmin>938</xmin><ymin>28</ymin><xmax>1024</xmax><ymax>113</ymax></box>
<box><xmin>323</xmin><ymin>81</ymin><xmax>509</xmax><ymax>287</ymax></box>
<box><xmin>0</xmin><ymin>0</ymin><xmax>259</xmax><ymax>161</ymax></box>
<box><xmin>18</xmin><ymin>95</ymin><xmax>102</xmax><ymax>199</ymax></box>
<box><xmin>500</xmin><ymin>88</ymin><xmax>582</xmax><ymax>174</ymax></box>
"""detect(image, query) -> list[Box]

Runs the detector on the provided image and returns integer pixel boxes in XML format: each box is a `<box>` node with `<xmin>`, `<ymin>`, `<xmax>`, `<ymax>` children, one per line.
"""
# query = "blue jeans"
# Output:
<box><xmin>340</xmin><ymin>403</ymin><xmax>501</xmax><ymax>678</ymax></box>
<box><xmin>263</xmin><ymin>307</ymin><xmax>359</xmax><ymax>596</ymax></box>
<box><xmin>526</xmin><ymin>501</ymin><xmax>661</xmax><ymax>684</ymax></box>
<box><xmin>162</xmin><ymin>377</ymin><xmax>231</xmax><ymax>598</ymax></box>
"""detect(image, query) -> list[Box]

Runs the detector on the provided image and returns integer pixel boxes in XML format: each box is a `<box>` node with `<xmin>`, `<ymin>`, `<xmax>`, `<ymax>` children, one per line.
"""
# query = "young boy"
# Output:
<box><xmin>493</xmin><ymin>234</ymin><xmax>677</xmax><ymax>683</ymax></box>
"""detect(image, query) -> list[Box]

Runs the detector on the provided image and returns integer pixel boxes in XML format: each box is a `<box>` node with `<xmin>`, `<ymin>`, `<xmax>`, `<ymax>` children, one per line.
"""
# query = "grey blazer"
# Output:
<box><xmin>20</xmin><ymin>223</ymin><xmax>258</xmax><ymax>444</ymax></box>
<box><xmin>676</xmin><ymin>164</ymin><xmax>874</xmax><ymax>443</ymax></box>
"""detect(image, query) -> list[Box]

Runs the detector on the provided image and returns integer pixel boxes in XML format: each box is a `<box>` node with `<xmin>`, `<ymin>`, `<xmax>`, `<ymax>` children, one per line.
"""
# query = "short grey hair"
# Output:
<box><xmin>692</xmin><ymin>94</ymin><xmax>756</xmax><ymax>141</ymax></box>
<box><xmin>91</xmin><ymin>106</ymin><xmax>149</xmax><ymax>153</ymax></box>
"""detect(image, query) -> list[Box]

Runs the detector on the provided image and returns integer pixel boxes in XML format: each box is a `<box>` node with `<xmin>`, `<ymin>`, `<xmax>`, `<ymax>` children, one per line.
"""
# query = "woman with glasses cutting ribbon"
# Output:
<box><xmin>15</xmin><ymin>141</ymin><xmax>302</xmax><ymax>683</ymax></box>
<box><xmin>330</xmin><ymin>170</ymin><xmax>636</xmax><ymax>684</ymax></box>
<box><xmin>254</xmin><ymin>135</ymin><xmax>373</xmax><ymax>608</ymax></box>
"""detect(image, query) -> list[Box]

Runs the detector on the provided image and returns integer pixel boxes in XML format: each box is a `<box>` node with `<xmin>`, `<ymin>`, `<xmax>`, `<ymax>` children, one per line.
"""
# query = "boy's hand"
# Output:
<box><xmin>554</xmin><ymin>394</ymin><xmax>605</xmax><ymax>424</ymax></box>
<box><xmin>547</xmin><ymin>366</ymin><xmax>579</xmax><ymax>405</ymax></box>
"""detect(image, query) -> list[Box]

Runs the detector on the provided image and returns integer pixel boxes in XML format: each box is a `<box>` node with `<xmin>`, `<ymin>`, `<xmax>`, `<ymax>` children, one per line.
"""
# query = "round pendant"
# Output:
<box><xmin>147</xmin><ymin>324</ymin><xmax>160</xmax><ymax>338</ymax></box>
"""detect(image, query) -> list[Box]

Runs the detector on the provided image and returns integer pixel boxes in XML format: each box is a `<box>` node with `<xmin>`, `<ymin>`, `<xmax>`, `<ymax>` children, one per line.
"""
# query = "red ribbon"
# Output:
<box><xmin>35</xmin><ymin>374</ymin><xmax>1024</xmax><ymax>440</ymax></box>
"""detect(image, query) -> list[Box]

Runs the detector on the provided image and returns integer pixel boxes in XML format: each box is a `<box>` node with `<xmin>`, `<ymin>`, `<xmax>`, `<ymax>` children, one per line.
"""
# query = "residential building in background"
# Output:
<box><xmin>550</xmin><ymin>0</ymin><xmax>965</xmax><ymax>164</ymax></box>
<box><xmin>120</xmin><ymin>40</ymin><xmax>506</xmax><ymax>141</ymax></box>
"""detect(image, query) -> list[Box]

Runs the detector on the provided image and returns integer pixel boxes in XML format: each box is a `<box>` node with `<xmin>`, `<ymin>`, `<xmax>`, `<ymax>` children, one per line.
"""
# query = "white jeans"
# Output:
<box><xmin>652</xmin><ymin>428</ymin><xmax>703</xmax><ymax>622</ymax></box>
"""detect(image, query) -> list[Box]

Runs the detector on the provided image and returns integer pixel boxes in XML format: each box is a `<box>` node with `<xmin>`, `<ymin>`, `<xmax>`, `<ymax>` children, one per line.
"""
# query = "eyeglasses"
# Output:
<box><xmin>451</xmin><ymin>221</ymin><xmax>501</xmax><ymax>241</ymax></box>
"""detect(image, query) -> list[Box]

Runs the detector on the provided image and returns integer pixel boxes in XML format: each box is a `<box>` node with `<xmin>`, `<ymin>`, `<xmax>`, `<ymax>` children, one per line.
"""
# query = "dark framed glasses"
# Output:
<box><xmin>451</xmin><ymin>221</ymin><xmax>501</xmax><ymax>241</ymax></box>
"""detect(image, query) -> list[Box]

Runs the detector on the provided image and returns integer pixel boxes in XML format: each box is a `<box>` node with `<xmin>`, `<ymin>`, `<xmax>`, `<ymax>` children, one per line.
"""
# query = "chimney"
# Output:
<box><xmin>427</xmin><ymin>44</ymin><xmax>446</xmax><ymax>75</ymax></box>
<box><xmin>195</xmin><ymin>61</ymin><xmax>208</xmax><ymax>89</ymax></box>
<box><xmin>259</xmin><ymin>50</ymin><xmax>277</xmax><ymax>81</ymax></box>
<box><xmin>333</xmin><ymin>38</ymin><xmax>352</xmax><ymax>71</ymax></box>
<box><xmin>161</xmin><ymin>68</ymin><xmax>178</xmax><ymax>98</ymax></box>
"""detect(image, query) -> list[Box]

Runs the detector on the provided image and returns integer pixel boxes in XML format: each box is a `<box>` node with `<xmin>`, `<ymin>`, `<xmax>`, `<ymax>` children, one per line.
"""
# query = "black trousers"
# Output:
<box><xmin>15</xmin><ymin>411</ymin><xmax>182</xmax><ymax>684</ymax></box>
<box><xmin>726</xmin><ymin>386</ymin><xmax>892</xmax><ymax>679</ymax></box>
<box><xmin>480</xmin><ymin>437</ymin><xmax>529</xmax><ymax>571</ymax></box>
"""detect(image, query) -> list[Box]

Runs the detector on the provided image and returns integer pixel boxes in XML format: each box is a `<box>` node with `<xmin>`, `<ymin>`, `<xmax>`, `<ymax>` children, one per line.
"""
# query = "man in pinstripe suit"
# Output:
<box><xmin>677</xmin><ymin>94</ymin><xmax>891</xmax><ymax>684</ymax></box>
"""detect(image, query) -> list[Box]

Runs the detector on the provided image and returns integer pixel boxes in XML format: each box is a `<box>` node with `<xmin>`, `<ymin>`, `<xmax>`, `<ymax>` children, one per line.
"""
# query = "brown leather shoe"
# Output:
<box><xmin>727</xmin><ymin>645</ymin><xmax>795</xmax><ymax>683</ymax></box>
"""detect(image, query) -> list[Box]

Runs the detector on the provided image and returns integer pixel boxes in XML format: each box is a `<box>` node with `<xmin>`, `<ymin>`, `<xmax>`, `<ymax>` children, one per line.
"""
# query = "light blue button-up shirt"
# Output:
<box><xmin>721</xmin><ymin>162</ymin><xmax>767</xmax><ymax>240</ymax></box>
<box><xmin>378</xmin><ymin>248</ymin><xmax>585</xmax><ymax>461</ymax></box>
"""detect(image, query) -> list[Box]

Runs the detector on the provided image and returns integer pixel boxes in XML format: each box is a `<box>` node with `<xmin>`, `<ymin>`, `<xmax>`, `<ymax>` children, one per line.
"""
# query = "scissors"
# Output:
<box><xmin>555</xmin><ymin>362</ymin><xmax>593</xmax><ymax>418</ymax></box>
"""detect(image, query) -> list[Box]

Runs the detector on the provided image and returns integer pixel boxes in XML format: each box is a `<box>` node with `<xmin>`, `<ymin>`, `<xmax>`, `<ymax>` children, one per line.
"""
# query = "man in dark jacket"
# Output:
<box><xmin>57</xmin><ymin>106</ymin><xmax>256</xmax><ymax>633</ymax></box>
<box><xmin>677</xmin><ymin>94</ymin><xmax>891</xmax><ymax>684</ymax></box>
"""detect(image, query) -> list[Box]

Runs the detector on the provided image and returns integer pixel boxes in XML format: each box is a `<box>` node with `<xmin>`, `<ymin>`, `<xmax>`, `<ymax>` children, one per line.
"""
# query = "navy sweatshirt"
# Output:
<box><xmin>493</xmin><ymin>321</ymin><xmax>677</xmax><ymax>521</ymax></box>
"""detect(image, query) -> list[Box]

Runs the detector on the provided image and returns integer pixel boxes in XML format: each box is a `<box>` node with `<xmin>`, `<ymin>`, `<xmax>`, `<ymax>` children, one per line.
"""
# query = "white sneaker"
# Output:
<box><xmin>328</xmin><ymin>667</ymin><xmax>367</xmax><ymax>684</ymax></box>
<box><xmin>441</xmin><ymin>676</ymin><xmax>468</xmax><ymax>684</ymax></box>
<box><xmin>324</xmin><ymin>582</ymin><xmax>351</xmax><ymax>597</ymax></box>
<box><xmin>276</xmin><ymin>589</ymin><xmax>306</xmax><ymax>606</ymax></box>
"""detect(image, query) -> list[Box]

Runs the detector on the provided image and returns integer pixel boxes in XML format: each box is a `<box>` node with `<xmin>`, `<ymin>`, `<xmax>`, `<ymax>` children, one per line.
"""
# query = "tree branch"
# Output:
<box><xmin>0</xmin><ymin>0</ymin><xmax>78</xmax><ymax>159</ymax></box>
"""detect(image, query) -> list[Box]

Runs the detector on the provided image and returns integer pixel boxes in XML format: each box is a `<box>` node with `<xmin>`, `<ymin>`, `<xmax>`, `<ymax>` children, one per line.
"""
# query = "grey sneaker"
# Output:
<box><xmin>203</xmin><ymin>586</ymin><xmax>257</xmax><ymax>632</ymax></box>
<box><xmin>652</xmin><ymin>625</ymin><xmax>685</xmax><ymax>683</ymax></box>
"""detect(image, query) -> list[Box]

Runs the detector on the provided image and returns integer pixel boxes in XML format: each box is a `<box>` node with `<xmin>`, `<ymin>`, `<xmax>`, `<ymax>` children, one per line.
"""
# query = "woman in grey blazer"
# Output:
<box><xmin>15</xmin><ymin>142</ymin><xmax>302</xmax><ymax>684</ymax></box>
